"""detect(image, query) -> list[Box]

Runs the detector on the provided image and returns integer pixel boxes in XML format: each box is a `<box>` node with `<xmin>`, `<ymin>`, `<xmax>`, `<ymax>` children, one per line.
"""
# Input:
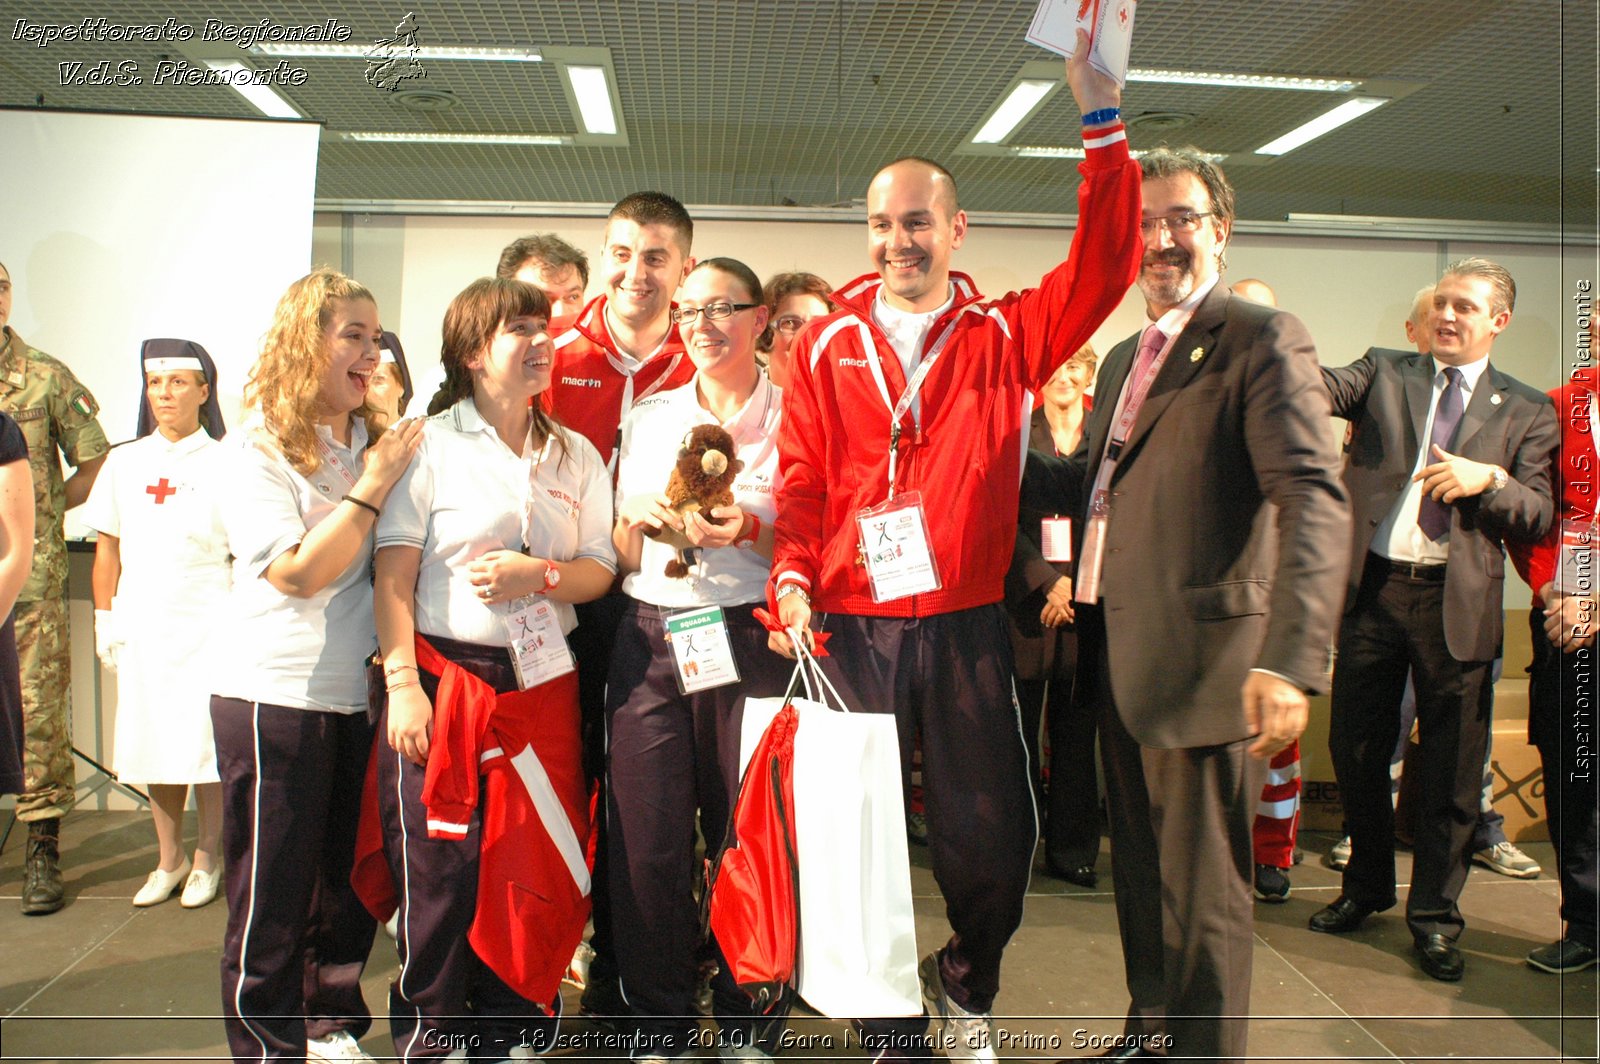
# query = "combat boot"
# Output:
<box><xmin>21</xmin><ymin>818</ymin><xmax>65</xmax><ymax>915</ymax></box>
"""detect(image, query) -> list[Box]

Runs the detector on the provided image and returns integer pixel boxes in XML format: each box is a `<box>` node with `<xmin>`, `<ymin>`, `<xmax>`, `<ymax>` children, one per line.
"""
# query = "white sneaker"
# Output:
<box><xmin>919</xmin><ymin>952</ymin><xmax>996</xmax><ymax>1063</ymax></box>
<box><xmin>132</xmin><ymin>857</ymin><xmax>192</xmax><ymax>906</ymax></box>
<box><xmin>1473</xmin><ymin>841</ymin><xmax>1542</xmax><ymax>879</ymax></box>
<box><xmin>306</xmin><ymin>1031</ymin><xmax>377</xmax><ymax>1062</ymax></box>
<box><xmin>180</xmin><ymin>865</ymin><xmax>221</xmax><ymax>908</ymax></box>
<box><xmin>1328</xmin><ymin>836</ymin><xmax>1352</xmax><ymax>871</ymax></box>
<box><xmin>564</xmin><ymin>940</ymin><xmax>596</xmax><ymax>988</ymax></box>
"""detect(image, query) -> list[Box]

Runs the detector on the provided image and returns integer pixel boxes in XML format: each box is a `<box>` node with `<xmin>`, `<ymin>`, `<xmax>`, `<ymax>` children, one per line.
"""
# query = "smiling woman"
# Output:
<box><xmin>207</xmin><ymin>268</ymin><xmax>423</xmax><ymax>1063</ymax></box>
<box><xmin>363</xmin><ymin>276</ymin><xmax>618</xmax><ymax>1059</ymax></box>
<box><xmin>605</xmin><ymin>256</ymin><xmax>795</xmax><ymax>1058</ymax></box>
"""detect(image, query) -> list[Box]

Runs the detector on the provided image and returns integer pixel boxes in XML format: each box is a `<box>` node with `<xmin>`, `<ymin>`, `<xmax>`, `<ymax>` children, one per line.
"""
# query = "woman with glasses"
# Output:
<box><xmin>609</xmin><ymin>258</ymin><xmax>793</xmax><ymax>1060</ymax></box>
<box><xmin>368</xmin><ymin>277</ymin><xmax>616</xmax><ymax>1061</ymax></box>
<box><xmin>755</xmin><ymin>271</ymin><xmax>833</xmax><ymax>390</ymax></box>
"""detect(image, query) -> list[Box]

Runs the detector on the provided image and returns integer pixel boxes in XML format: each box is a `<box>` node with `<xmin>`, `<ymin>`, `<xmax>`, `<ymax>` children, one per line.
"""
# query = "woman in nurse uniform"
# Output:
<box><xmin>369</xmin><ymin>276</ymin><xmax>615</xmax><ymax>1061</ymax></box>
<box><xmin>82</xmin><ymin>339</ymin><xmax>229</xmax><ymax>908</ymax></box>
<box><xmin>211</xmin><ymin>269</ymin><xmax>423</xmax><ymax>1064</ymax></box>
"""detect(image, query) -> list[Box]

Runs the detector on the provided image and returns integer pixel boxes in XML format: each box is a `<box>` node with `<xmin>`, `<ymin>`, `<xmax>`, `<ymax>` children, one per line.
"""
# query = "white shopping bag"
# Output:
<box><xmin>755</xmin><ymin>638</ymin><xmax>921</xmax><ymax>1019</ymax></box>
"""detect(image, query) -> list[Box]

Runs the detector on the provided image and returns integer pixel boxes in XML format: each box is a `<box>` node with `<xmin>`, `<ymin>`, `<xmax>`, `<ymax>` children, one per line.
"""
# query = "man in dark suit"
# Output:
<box><xmin>1309</xmin><ymin>258</ymin><xmax>1559</xmax><ymax>982</ymax></box>
<box><xmin>1047</xmin><ymin>147</ymin><xmax>1350</xmax><ymax>1061</ymax></box>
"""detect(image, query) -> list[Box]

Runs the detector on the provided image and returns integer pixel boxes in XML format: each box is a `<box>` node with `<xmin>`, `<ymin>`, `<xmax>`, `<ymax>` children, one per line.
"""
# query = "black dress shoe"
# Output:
<box><xmin>1044</xmin><ymin>861</ymin><xmax>1098</xmax><ymax>888</ymax></box>
<box><xmin>1415</xmin><ymin>934</ymin><xmax>1465</xmax><ymax>981</ymax></box>
<box><xmin>1308</xmin><ymin>895</ymin><xmax>1391</xmax><ymax>934</ymax></box>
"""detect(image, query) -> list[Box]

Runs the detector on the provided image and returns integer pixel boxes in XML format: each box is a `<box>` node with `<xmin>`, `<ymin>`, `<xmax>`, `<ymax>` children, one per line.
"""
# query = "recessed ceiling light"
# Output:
<box><xmin>1254</xmin><ymin>97</ymin><xmax>1389</xmax><ymax>155</ymax></box>
<box><xmin>333</xmin><ymin>131</ymin><xmax>572</xmax><ymax>145</ymax></box>
<box><xmin>202</xmin><ymin>61</ymin><xmax>303</xmax><ymax>118</ymax></box>
<box><xmin>254</xmin><ymin>44</ymin><xmax>542</xmax><ymax>61</ymax></box>
<box><xmin>564</xmin><ymin>65</ymin><xmax>618</xmax><ymax>135</ymax></box>
<box><xmin>972</xmin><ymin>79</ymin><xmax>1060</xmax><ymax>144</ymax></box>
<box><xmin>1129</xmin><ymin>68</ymin><xmax>1357</xmax><ymax>92</ymax></box>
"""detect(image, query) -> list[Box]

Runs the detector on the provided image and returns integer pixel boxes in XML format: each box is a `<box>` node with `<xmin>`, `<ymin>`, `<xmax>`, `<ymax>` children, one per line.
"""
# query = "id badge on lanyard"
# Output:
<box><xmin>1041</xmin><ymin>516</ymin><xmax>1073</xmax><ymax>562</ymax></box>
<box><xmin>1556</xmin><ymin>518</ymin><xmax>1597</xmax><ymax>599</ymax></box>
<box><xmin>858</xmin><ymin>491</ymin><xmax>941</xmax><ymax>602</ymax></box>
<box><xmin>505</xmin><ymin>595</ymin><xmax>575</xmax><ymax>690</ymax></box>
<box><xmin>665</xmin><ymin>605</ymin><xmax>741</xmax><ymax>694</ymax></box>
<box><xmin>853</xmin><ymin>317</ymin><xmax>955</xmax><ymax>603</ymax></box>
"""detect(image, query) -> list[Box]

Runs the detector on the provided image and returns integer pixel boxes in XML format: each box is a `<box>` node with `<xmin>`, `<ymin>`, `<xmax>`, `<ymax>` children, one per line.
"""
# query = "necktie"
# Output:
<box><xmin>1418</xmin><ymin>366</ymin><xmax>1464</xmax><ymax>540</ymax></box>
<box><xmin>1129</xmin><ymin>325</ymin><xmax>1166</xmax><ymax>395</ymax></box>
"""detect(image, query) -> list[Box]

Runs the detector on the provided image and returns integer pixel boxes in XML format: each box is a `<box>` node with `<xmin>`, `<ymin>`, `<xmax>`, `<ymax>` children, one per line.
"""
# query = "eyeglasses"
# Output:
<box><xmin>772</xmin><ymin>315</ymin><xmax>807</xmax><ymax>336</ymax></box>
<box><xmin>671</xmin><ymin>302</ymin><xmax>759</xmax><ymax>325</ymax></box>
<box><xmin>1138</xmin><ymin>211</ymin><xmax>1215</xmax><ymax>235</ymax></box>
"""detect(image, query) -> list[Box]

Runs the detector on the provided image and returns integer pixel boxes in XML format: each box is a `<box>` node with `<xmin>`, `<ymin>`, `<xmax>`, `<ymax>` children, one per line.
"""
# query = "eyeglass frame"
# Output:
<box><xmin>1138</xmin><ymin>210</ymin><xmax>1216</xmax><ymax>235</ymax></box>
<box><xmin>771</xmin><ymin>314</ymin><xmax>810</xmax><ymax>336</ymax></box>
<box><xmin>670</xmin><ymin>302</ymin><xmax>760</xmax><ymax>325</ymax></box>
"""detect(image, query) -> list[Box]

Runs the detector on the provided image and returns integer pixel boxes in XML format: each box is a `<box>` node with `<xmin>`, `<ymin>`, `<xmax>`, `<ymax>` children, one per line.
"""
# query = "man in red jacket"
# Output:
<box><xmin>547</xmin><ymin>192</ymin><xmax>696</xmax><ymax>1020</ymax></box>
<box><xmin>768</xmin><ymin>36</ymin><xmax>1140</xmax><ymax>1063</ymax></box>
<box><xmin>1507</xmin><ymin>327</ymin><xmax>1598</xmax><ymax>975</ymax></box>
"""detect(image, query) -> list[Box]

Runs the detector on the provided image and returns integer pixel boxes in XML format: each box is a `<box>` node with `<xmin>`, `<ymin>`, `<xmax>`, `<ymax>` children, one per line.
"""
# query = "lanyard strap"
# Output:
<box><xmin>862</xmin><ymin>314</ymin><xmax>961</xmax><ymax>499</ymax></box>
<box><xmin>605</xmin><ymin>350</ymin><xmax>686</xmax><ymax>481</ymax></box>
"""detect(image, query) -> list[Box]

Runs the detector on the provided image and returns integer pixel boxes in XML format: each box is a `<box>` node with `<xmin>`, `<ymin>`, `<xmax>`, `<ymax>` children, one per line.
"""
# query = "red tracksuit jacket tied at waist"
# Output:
<box><xmin>352</xmin><ymin>636</ymin><xmax>592</xmax><ymax>1006</ymax></box>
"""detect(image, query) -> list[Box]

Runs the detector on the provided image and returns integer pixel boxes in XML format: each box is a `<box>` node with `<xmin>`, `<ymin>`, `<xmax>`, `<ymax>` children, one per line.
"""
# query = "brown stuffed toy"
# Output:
<box><xmin>644</xmin><ymin>424</ymin><xmax>744</xmax><ymax>578</ymax></box>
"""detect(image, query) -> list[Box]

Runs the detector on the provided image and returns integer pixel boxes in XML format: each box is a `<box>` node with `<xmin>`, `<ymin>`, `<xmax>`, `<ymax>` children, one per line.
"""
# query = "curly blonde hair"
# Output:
<box><xmin>245</xmin><ymin>269</ymin><xmax>376</xmax><ymax>476</ymax></box>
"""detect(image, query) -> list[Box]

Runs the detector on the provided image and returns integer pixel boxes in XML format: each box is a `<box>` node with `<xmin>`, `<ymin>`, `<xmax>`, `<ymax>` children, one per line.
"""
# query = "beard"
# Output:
<box><xmin>1137</xmin><ymin>248</ymin><xmax>1198</xmax><ymax>308</ymax></box>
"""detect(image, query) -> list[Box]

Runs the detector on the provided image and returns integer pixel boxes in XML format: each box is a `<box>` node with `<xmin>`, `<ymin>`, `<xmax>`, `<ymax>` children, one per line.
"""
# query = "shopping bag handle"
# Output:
<box><xmin>791</xmin><ymin>629</ymin><xmax>849</xmax><ymax>713</ymax></box>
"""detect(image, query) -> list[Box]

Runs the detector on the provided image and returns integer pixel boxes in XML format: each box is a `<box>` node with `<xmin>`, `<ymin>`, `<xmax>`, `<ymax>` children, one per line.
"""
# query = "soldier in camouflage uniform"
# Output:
<box><xmin>0</xmin><ymin>262</ymin><xmax>109</xmax><ymax>915</ymax></box>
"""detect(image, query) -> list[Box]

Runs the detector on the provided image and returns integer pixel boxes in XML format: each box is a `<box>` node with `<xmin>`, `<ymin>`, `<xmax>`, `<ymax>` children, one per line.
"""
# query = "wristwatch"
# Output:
<box><xmin>540</xmin><ymin>560</ymin><xmax>562</xmax><ymax>593</ymax></box>
<box><xmin>775</xmin><ymin>582</ymin><xmax>810</xmax><ymax>606</ymax></box>
<box><xmin>1486</xmin><ymin>466</ymin><xmax>1508</xmax><ymax>493</ymax></box>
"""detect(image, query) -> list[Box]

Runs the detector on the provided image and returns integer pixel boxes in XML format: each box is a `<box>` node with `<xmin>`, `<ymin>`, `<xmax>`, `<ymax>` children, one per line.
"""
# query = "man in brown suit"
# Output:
<box><xmin>1042</xmin><ymin>147</ymin><xmax>1350</xmax><ymax>1061</ymax></box>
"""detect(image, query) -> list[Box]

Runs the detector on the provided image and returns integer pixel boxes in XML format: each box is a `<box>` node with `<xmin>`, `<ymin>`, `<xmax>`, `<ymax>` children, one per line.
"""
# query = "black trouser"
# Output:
<box><xmin>606</xmin><ymin>601</ymin><xmax>794</xmax><ymax>1057</ymax></box>
<box><xmin>1015</xmin><ymin>629</ymin><xmax>1099</xmax><ymax>870</ymax></box>
<box><xmin>1077</xmin><ymin>605</ymin><xmax>1260</xmax><ymax>1064</ymax></box>
<box><xmin>211</xmin><ymin>697</ymin><xmax>376</xmax><ymax>1062</ymax></box>
<box><xmin>1329</xmin><ymin>555</ymin><xmax>1493</xmax><ymax>943</ymax></box>
<box><xmin>376</xmin><ymin>634</ymin><xmax>560</xmax><ymax>1061</ymax></box>
<box><xmin>573</xmin><ymin>592</ymin><xmax>628</xmax><ymax>983</ymax></box>
<box><xmin>1527</xmin><ymin>608</ymin><xmax>1599</xmax><ymax>949</ymax></box>
<box><xmin>812</xmin><ymin>604</ymin><xmax>1036</xmax><ymax>1053</ymax></box>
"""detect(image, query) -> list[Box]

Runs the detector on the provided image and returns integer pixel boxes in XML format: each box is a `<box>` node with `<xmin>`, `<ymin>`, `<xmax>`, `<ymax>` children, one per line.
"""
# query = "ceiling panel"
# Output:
<box><xmin>3</xmin><ymin>0</ymin><xmax>1593</xmax><ymax>224</ymax></box>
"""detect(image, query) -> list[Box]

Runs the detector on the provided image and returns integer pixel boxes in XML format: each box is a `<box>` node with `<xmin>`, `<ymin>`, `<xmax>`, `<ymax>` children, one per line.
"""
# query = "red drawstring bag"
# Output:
<box><xmin>703</xmin><ymin>701</ymin><xmax>799</xmax><ymax>1011</ymax></box>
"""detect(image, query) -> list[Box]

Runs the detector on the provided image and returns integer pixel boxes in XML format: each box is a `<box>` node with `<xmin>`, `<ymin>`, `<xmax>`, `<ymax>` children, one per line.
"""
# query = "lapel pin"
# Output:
<box><xmin>1189</xmin><ymin>347</ymin><xmax>1205</xmax><ymax>362</ymax></box>
<box><xmin>1490</xmin><ymin>394</ymin><xmax>1502</xmax><ymax>406</ymax></box>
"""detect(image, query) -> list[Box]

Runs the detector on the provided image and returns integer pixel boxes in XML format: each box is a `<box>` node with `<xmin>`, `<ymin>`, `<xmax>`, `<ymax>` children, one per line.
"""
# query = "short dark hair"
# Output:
<box><xmin>1138</xmin><ymin>146</ymin><xmax>1235</xmax><ymax>227</ymax></box>
<box><xmin>496</xmin><ymin>233</ymin><xmax>589</xmax><ymax>288</ymax></box>
<box><xmin>1442</xmin><ymin>256</ymin><xmax>1516</xmax><ymax>316</ymax></box>
<box><xmin>607</xmin><ymin>192</ymin><xmax>693</xmax><ymax>253</ymax></box>
<box><xmin>876</xmin><ymin>156</ymin><xmax>960</xmax><ymax>216</ymax></box>
<box><xmin>758</xmin><ymin>271</ymin><xmax>834</xmax><ymax>351</ymax></box>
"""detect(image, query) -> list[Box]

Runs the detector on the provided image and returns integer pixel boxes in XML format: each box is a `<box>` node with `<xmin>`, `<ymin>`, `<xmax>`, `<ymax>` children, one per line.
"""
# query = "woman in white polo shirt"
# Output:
<box><xmin>369</xmin><ymin>277</ymin><xmax>616</xmax><ymax>1062</ymax></box>
<box><xmin>609</xmin><ymin>257</ymin><xmax>792</xmax><ymax>1060</ymax></box>
<box><xmin>211</xmin><ymin>269</ymin><xmax>423</xmax><ymax>1064</ymax></box>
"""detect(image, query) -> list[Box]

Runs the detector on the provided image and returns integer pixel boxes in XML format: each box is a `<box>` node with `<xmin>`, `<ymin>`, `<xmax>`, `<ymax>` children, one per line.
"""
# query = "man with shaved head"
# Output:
<box><xmin>768</xmin><ymin>33</ymin><xmax>1141</xmax><ymax>1063</ymax></box>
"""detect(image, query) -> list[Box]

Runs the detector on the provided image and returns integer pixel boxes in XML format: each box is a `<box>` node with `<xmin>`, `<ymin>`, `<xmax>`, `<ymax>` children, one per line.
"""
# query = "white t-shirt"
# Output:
<box><xmin>214</xmin><ymin>419</ymin><xmax>377</xmax><ymax>713</ymax></box>
<box><xmin>614</xmin><ymin>374</ymin><xmax>783</xmax><ymax>608</ymax></box>
<box><xmin>377</xmin><ymin>397</ymin><xmax>617</xmax><ymax>645</ymax></box>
